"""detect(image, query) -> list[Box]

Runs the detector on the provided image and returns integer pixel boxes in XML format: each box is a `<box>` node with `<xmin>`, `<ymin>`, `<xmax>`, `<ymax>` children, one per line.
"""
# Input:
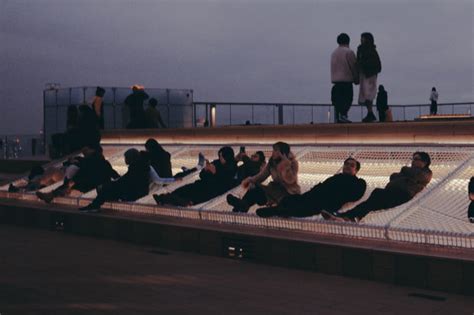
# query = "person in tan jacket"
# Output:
<box><xmin>227</xmin><ymin>142</ymin><xmax>300</xmax><ymax>213</ymax></box>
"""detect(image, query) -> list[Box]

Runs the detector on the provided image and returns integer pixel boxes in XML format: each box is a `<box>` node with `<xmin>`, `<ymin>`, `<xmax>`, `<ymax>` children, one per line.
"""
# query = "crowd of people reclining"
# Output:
<box><xmin>9</xmin><ymin>139</ymin><xmax>474</xmax><ymax>223</ymax></box>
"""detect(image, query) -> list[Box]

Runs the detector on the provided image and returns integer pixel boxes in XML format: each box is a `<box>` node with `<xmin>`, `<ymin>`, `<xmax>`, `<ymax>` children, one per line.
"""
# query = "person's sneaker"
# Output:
<box><xmin>321</xmin><ymin>210</ymin><xmax>356</xmax><ymax>222</ymax></box>
<box><xmin>339</xmin><ymin>115</ymin><xmax>352</xmax><ymax>123</ymax></box>
<box><xmin>469</xmin><ymin>217</ymin><xmax>474</xmax><ymax>223</ymax></box>
<box><xmin>362</xmin><ymin>112</ymin><xmax>377</xmax><ymax>123</ymax></box>
<box><xmin>256</xmin><ymin>207</ymin><xmax>277</xmax><ymax>218</ymax></box>
<box><xmin>227</xmin><ymin>194</ymin><xmax>242</xmax><ymax>211</ymax></box>
<box><xmin>79</xmin><ymin>203</ymin><xmax>100</xmax><ymax>213</ymax></box>
<box><xmin>198</xmin><ymin>152</ymin><xmax>206</xmax><ymax>167</ymax></box>
<box><xmin>8</xmin><ymin>184</ymin><xmax>19</xmax><ymax>193</ymax></box>
<box><xmin>153</xmin><ymin>194</ymin><xmax>163</xmax><ymax>205</ymax></box>
<box><xmin>36</xmin><ymin>191</ymin><xmax>54</xmax><ymax>203</ymax></box>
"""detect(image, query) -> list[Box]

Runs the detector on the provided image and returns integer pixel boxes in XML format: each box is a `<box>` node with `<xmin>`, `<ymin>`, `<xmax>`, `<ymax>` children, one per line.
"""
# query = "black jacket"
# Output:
<box><xmin>306</xmin><ymin>173</ymin><xmax>367</xmax><ymax>212</ymax></box>
<box><xmin>73</xmin><ymin>153</ymin><xmax>119</xmax><ymax>192</ymax></box>
<box><xmin>357</xmin><ymin>44</ymin><xmax>382</xmax><ymax>78</ymax></box>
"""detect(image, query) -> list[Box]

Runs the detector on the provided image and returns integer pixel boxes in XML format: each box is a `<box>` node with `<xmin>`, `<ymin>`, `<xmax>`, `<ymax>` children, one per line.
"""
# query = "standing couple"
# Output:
<box><xmin>331</xmin><ymin>32</ymin><xmax>382</xmax><ymax>123</ymax></box>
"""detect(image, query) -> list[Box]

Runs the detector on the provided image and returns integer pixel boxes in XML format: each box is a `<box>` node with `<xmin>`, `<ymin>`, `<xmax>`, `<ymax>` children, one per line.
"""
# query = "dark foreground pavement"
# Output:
<box><xmin>1</xmin><ymin>225</ymin><xmax>473</xmax><ymax>315</ymax></box>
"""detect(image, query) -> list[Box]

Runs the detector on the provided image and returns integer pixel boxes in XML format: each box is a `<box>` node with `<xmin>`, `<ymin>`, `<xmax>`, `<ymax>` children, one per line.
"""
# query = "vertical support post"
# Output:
<box><xmin>278</xmin><ymin>104</ymin><xmax>283</xmax><ymax>125</ymax></box>
<box><xmin>210</xmin><ymin>104</ymin><xmax>216</xmax><ymax>127</ymax></box>
<box><xmin>166</xmin><ymin>89</ymin><xmax>171</xmax><ymax>128</ymax></box>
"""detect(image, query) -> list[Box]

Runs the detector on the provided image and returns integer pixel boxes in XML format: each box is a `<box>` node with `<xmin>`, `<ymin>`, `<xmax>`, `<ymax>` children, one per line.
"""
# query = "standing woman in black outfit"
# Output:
<box><xmin>91</xmin><ymin>86</ymin><xmax>106</xmax><ymax>129</ymax></box>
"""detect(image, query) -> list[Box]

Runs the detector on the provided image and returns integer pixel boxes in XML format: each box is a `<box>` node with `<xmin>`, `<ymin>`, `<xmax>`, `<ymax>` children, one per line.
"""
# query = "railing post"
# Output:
<box><xmin>278</xmin><ymin>104</ymin><xmax>283</xmax><ymax>125</ymax></box>
<box><xmin>252</xmin><ymin>105</ymin><xmax>254</xmax><ymax>124</ymax></box>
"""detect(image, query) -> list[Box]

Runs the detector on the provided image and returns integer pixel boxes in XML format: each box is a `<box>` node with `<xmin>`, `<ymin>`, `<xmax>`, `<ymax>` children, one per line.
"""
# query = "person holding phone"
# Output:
<box><xmin>227</xmin><ymin>142</ymin><xmax>300</xmax><ymax>213</ymax></box>
<box><xmin>153</xmin><ymin>146</ymin><xmax>237</xmax><ymax>206</ymax></box>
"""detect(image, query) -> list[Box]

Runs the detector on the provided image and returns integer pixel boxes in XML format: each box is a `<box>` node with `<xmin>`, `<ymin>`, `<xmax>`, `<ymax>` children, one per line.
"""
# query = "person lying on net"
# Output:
<box><xmin>322</xmin><ymin>152</ymin><xmax>432</xmax><ymax>223</ymax></box>
<box><xmin>36</xmin><ymin>145</ymin><xmax>119</xmax><ymax>203</ymax></box>
<box><xmin>256</xmin><ymin>157</ymin><xmax>366</xmax><ymax>218</ymax></box>
<box><xmin>79</xmin><ymin>149</ymin><xmax>151</xmax><ymax>212</ymax></box>
<box><xmin>226</xmin><ymin>142</ymin><xmax>300</xmax><ymax>213</ymax></box>
<box><xmin>153</xmin><ymin>146</ymin><xmax>237</xmax><ymax>207</ymax></box>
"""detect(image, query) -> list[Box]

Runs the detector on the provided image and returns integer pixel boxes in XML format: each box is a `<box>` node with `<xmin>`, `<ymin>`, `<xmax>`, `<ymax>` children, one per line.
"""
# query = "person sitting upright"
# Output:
<box><xmin>322</xmin><ymin>152</ymin><xmax>432</xmax><ymax>222</ymax></box>
<box><xmin>145</xmin><ymin>138</ymin><xmax>172</xmax><ymax>178</ymax></box>
<box><xmin>153</xmin><ymin>146</ymin><xmax>237</xmax><ymax>206</ymax></box>
<box><xmin>79</xmin><ymin>149</ymin><xmax>150</xmax><ymax>212</ymax></box>
<box><xmin>256</xmin><ymin>157</ymin><xmax>366</xmax><ymax>218</ymax></box>
<box><xmin>235</xmin><ymin>147</ymin><xmax>266</xmax><ymax>183</ymax></box>
<box><xmin>227</xmin><ymin>142</ymin><xmax>300</xmax><ymax>213</ymax></box>
<box><xmin>36</xmin><ymin>145</ymin><xmax>119</xmax><ymax>203</ymax></box>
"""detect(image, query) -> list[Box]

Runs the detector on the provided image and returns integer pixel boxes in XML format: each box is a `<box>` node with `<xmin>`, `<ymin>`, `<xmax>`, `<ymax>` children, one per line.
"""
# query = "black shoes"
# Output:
<box><xmin>8</xmin><ymin>184</ymin><xmax>19</xmax><ymax>193</ymax></box>
<box><xmin>36</xmin><ymin>191</ymin><xmax>54</xmax><ymax>203</ymax></box>
<box><xmin>362</xmin><ymin>112</ymin><xmax>377</xmax><ymax>123</ymax></box>
<box><xmin>321</xmin><ymin>210</ymin><xmax>358</xmax><ymax>222</ymax></box>
<box><xmin>226</xmin><ymin>194</ymin><xmax>249</xmax><ymax>213</ymax></box>
<box><xmin>79</xmin><ymin>203</ymin><xmax>100</xmax><ymax>213</ymax></box>
<box><xmin>256</xmin><ymin>207</ymin><xmax>278</xmax><ymax>218</ymax></box>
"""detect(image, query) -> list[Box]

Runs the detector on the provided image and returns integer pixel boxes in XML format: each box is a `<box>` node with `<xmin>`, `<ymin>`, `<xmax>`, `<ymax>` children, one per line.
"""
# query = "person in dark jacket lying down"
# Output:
<box><xmin>256</xmin><ymin>157</ymin><xmax>366</xmax><ymax>218</ymax></box>
<box><xmin>153</xmin><ymin>146</ymin><xmax>237</xmax><ymax>206</ymax></box>
<box><xmin>79</xmin><ymin>149</ymin><xmax>150</xmax><ymax>212</ymax></box>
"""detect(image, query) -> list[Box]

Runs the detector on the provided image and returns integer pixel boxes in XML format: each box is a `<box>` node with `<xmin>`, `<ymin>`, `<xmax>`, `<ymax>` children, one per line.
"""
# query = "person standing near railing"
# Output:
<box><xmin>125</xmin><ymin>85</ymin><xmax>149</xmax><ymax>129</ymax></box>
<box><xmin>330</xmin><ymin>33</ymin><xmax>359</xmax><ymax>123</ymax></box>
<box><xmin>91</xmin><ymin>86</ymin><xmax>106</xmax><ymax>129</ymax></box>
<box><xmin>430</xmin><ymin>87</ymin><xmax>439</xmax><ymax>115</ymax></box>
<box><xmin>376</xmin><ymin>85</ymin><xmax>388</xmax><ymax>122</ymax></box>
<box><xmin>357</xmin><ymin>32</ymin><xmax>382</xmax><ymax>123</ymax></box>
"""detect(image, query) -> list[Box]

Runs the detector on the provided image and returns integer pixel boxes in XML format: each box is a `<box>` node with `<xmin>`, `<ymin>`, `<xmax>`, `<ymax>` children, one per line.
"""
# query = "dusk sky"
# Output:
<box><xmin>1</xmin><ymin>0</ymin><xmax>473</xmax><ymax>134</ymax></box>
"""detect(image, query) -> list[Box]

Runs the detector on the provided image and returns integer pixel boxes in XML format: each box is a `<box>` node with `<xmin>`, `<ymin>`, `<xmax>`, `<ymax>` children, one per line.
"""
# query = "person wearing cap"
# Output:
<box><xmin>124</xmin><ymin>85</ymin><xmax>149</xmax><ymax>128</ymax></box>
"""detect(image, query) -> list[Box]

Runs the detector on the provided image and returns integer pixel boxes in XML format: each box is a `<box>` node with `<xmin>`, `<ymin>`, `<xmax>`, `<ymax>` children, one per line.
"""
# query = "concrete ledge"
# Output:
<box><xmin>101</xmin><ymin>120</ymin><xmax>474</xmax><ymax>145</ymax></box>
<box><xmin>1</xmin><ymin>199</ymin><xmax>473</xmax><ymax>296</ymax></box>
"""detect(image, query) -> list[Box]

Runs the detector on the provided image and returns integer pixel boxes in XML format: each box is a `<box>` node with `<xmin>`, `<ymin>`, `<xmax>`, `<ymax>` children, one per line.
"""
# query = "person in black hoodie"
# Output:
<box><xmin>256</xmin><ymin>157</ymin><xmax>366</xmax><ymax>218</ymax></box>
<box><xmin>376</xmin><ymin>85</ymin><xmax>388</xmax><ymax>122</ymax></box>
<box><xmin>145</xmin><ymin>138</ymin><xmax>172</xmax><ymax>178</ymax></box>
<box><xmin>79</xmin><ymin>149</ymin><xmax>150</xmax><ymax>212</ymax></box>
<box><xmin>235</xmin><ymin>149</ymin><xmax>266</xmax><ymax>183</ymax></box>
<box><xmin>36</xmin><ymin>145</ymin><xmax>119</xmax><ymax>203</ymax></box>
<box><xmin>153</xmin><ymin>146</ymin><xmax>237</xmax><ymax>206</ymax></box>
<box><xmin>358</xmin><ymin>32</ymin><xmax>382</xmax><ymax>123</ymax></box>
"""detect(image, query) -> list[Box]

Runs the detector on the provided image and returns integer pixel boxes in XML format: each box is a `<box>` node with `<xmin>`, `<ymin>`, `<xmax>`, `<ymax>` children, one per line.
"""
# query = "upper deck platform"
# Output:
<box><xmin>1</xmin><ymin>120</ymin><xmax>474</xmax><ymax>250</ymax></box>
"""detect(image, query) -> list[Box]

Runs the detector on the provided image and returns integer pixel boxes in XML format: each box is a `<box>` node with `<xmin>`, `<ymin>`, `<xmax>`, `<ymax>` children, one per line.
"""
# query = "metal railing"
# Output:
<box><xmin>193</xmin><ymin>102</ymin><xmax>474</xmax><ymax>126</ymax></box>
<box><xmin>0</xmin><ymin>134</ymin><xmax>45</xmax><ymax>159</ymax></box>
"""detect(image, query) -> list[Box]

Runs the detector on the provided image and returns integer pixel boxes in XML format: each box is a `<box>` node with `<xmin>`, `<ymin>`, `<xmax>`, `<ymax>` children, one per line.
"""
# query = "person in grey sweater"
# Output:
<box><xmin>330</xmin><ymin>33</ymin><xmax>359</xmax><ymax>123</ymax></box>
<box><xmin>322</xmin><ymin>152</ymin><xmax>432</xmax><ymax>222</ymax></box>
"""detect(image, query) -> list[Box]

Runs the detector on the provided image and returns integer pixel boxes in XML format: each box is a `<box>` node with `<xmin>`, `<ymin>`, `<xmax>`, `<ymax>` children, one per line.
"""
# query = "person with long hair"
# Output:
<box><xmin>357</xmin><ymin>32</ymin><xmax>382</xmax><ymax>123</ymax></box>
<box><xmin>145</xmin><ymin>138</ymin><xmax>172</xmax><ymax>178</ymax></box>
<box><xmin>227</xmin><ymin>142</ymin><xmax>300</xmax><ymax>213</ymax></box>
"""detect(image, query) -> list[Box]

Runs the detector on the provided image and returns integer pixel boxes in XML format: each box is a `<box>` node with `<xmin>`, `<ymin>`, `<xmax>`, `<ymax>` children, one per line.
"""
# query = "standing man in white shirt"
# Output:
<box><xmin>430</xmin><ymin>87</ymin><xmax>439</xmax><ymax>115</ymax></box>
<box><xmin>330</xmin><ymin>33</ymin><xmax>359</xmax><ymax>123</ymax></box>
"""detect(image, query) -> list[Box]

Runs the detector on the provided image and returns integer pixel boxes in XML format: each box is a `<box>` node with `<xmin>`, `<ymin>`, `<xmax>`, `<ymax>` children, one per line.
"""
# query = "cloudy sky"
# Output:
<box><xmin>0</xmin><ymin>0</ymin><xmax>473</xmax><ymax>134</ymax></box>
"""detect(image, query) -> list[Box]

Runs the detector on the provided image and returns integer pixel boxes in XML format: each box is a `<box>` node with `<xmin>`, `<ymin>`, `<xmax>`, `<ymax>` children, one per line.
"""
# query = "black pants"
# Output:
<box><xmin>331</xmin><ymin>83</ymin><xmax>353</xmax><ymax>120</ymax></box>
<box><xmin>92</xmin><ymin>180</ymin><xmax>144</xmax><ymax>207</ymax></box>
<box><xmin>271</xmin><ymin>193</ymin><xmax>325</xmax><ymax>217</ymax></box>
<box><xmin>241</xmin><ymin>185</ymin><xmax>268</xmax><ymax>209</ymax></box>
<box><xmin>378</xmin><ymin>109</ymin><xmax>386</xmax><ymax>122</ymax></box>
<box><xmin>344</xmin><ymin>188</ymin><xmax>412</xmax><ymax>220</ymax></box>
<box><xmin>430</xmin><ymin>101</ymin><xmax>438</xmax><ymax>115</ymax></box>
<box><xmin>468</xmin><ymin>201</ymin><xmax>474</xmax><ymax>220</ymax></box>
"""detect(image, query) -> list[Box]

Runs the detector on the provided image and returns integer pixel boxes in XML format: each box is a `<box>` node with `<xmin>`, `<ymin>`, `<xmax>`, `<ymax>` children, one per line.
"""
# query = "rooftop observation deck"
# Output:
<box><xmin>2</xmin><ymin>119</ymin><xmax>474</xmax><ymax>295</ymax></box>
<box><xmin>2</xmin><ymin>120</ymin><xmax>474</xmax><ymax>249</ymax></box>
